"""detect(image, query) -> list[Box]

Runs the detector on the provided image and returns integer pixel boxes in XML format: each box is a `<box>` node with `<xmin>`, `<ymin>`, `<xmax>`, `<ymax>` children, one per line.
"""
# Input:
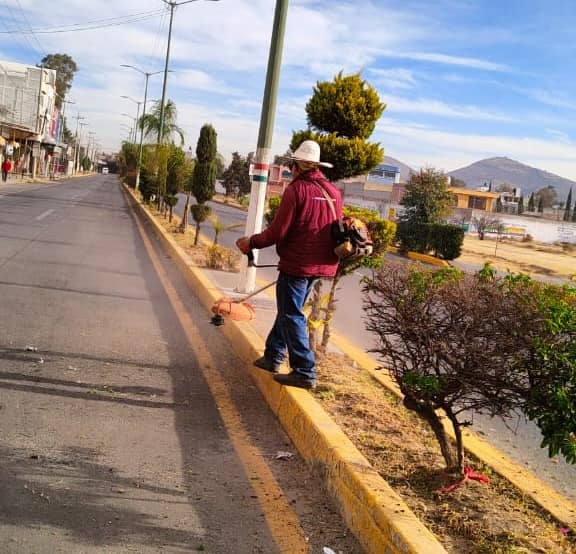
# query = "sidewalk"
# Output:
<box><xmin>125</xmin><ymin>185</ymin><xmax>576</xmax><ymax>553</ymax></box>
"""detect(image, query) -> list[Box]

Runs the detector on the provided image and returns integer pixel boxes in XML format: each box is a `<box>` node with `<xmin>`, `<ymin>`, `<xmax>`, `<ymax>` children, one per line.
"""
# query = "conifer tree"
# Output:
<box><xmin>537</xmin><ymin>196</ymin><xmax>544</xmax><ymax>213</ymax></box>
<box><xmin>517</xmin><ymin>195</ymin><xmax>524</xmax><ymax>215</ymax></box>
<box><xmin>527</xmin><ymin>192</ymin><xmax>535</xmax><ymax>212</ymax></box>
<box><xmin>191</xmin><ymin>124</ymin><xmax>217</xmax><ymax>244</ymax></box>
<box><xmin>291</xmin><ymin>72</ymin><xmax>385</xmax><ymax>181</ymax></box>
<box><xmin>563</xmin><ymin>188</ymin><xmax>573</xmax><ymax>222</ymax></box>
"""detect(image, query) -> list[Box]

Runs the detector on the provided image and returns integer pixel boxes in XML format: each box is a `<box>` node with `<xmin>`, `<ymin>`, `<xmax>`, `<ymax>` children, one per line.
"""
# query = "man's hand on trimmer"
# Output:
<box><xmin>236</xmin><ymin>236</ymin><xmax>251</xmax><ymax>255</ymax></box>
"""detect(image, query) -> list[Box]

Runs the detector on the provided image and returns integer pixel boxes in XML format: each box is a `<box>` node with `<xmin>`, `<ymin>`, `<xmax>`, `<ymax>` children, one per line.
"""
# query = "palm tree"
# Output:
<box><xmin>139</xmin><ymin>99</ymin><xmax>185</xmax><ymax>146</ymax></box>
<box><xmin>209</xmin><ymin>214</ymin><xmax>243</xmax><ymax>245</ymax></box>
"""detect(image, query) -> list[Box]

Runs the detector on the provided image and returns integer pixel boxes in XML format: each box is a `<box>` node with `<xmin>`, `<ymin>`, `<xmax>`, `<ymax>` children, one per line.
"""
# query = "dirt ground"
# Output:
<box><xmin>314</xmin><ymin>355</ymin><xmax>576</xmax><ymax>554</ymax></box>
<box><xmin>459</xmin><ymin>235</ymin><xmax>575</xmax><ymax>281</ymax></box>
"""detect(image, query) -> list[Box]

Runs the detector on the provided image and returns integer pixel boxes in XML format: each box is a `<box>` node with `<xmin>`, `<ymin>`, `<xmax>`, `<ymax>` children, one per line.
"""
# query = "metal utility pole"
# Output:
<box><xmin>120</xmin><ymin>65</ymin><xmax>164</xmax><ymax>190</ymax></box>
<box><xmin>121</xmin><ymin>96</ymin><xmax>142</xmax><ymax>143</ymax></box>
<box><xmin>77</xmin><ymin>122</ymin><xmax>88</xmax><ymax>173</ymax></box>
<box><xmin>121</xmin><ymin>113</ymin><xmax>137</xmax><ymax>142</ymax></box>
<box><xmin>72</xmin><ymin>113</ymin><xmax>85</xmax><ymax>176</ymax></box>
<box><xmin>87</xmin><ymin>132</ymin><xmax>96</xmax><ymax>171</ymax></box>
<box><xmin>156</xmin><ymin>0</ymin><xmax>219</xmax><ymax>200</ymax></box>
<box><xmin>158</xmin><ymin>0</ymin><xmax>220</xmax><ymax>141</ymax></box>
<box><xmin>237</xmin><ymin>0</ymin><xmax>289</xmax><ymax>293</ymax></box>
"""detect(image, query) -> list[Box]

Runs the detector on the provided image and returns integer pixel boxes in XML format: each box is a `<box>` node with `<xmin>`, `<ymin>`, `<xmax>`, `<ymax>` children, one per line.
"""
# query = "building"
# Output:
<box><xmin>449</xmin><ymin>186</ymin><xmax>499</xmax><ymax>212</ymax></box>
<box><xmin>367</xmin><ymin>163</ymin><xmax>401</xmax><ymax>185</ymax></box>
<box><xmin>0</xmin><ymin>60</ymin><xmax>64</xmax><ymax>178</ymax></box>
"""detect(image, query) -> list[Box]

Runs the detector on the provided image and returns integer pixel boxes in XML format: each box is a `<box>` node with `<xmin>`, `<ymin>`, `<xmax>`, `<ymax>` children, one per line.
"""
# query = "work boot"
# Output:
<box><xmin>273</xmin><ymin>371</ymin><xmax>316</xmax><ymax>390</ymax></box>
<box><xmin>253</xmin><ymin>356</ymin><xmax>280</xmax><ymax>374</ymax></box>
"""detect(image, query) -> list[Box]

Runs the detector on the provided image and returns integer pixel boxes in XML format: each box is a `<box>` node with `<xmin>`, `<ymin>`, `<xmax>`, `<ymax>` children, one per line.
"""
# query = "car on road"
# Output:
<box><xmin>101</xmin><ymin>167</ymin><xmax>109</xmax><ymax>174</ymax></box>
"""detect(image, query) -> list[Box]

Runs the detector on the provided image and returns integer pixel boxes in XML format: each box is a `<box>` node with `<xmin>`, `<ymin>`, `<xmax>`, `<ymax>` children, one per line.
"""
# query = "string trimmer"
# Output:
<box><xmin>210</xmin><ymin>251</ymin><xmax>277</xmax><ymax>325</ymax></box>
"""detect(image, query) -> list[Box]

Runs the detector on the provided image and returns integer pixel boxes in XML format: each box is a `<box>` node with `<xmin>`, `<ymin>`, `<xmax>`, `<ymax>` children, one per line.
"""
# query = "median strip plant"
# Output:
<box><xmin>362</xmin><ymin>263</ymin><xmax>576</xmax><ymax>472</ymax></box>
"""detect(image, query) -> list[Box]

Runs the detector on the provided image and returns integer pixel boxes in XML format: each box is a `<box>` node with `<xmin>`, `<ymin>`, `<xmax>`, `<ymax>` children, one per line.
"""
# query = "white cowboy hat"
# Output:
<box><xmin>289</xmin><ymin>140</ymin><xmax>333</xmax><ymax>168</ymax></box>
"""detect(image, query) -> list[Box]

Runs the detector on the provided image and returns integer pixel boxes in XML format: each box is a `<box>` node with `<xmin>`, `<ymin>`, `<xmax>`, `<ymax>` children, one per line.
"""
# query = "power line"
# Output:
<box><xmin>13</xmin><ymin>0</ymin><xmax>47</xmax><ymax>57</ymax></box>
<box><xmin>148</xmin><ymin>6</ymin><xmax>170</xmax><ymax>71</ymax></box>
<box><xmin>3</xmin><ymin>1</ymin><xmax>39</xmax><ymax>57</ymax></box>
<box><xmin>0</xmin><ymin>9</ymin><xmax>165</xmax><ymax>35</ymax></box>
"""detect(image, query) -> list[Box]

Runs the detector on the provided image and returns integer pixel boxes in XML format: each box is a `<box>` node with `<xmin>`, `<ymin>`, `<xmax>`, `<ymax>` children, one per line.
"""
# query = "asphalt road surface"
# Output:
<box><xmin>179</xmin><ymin>192</ymin><xmax>576</xmax><ymax>504</ymax></box>
<box><xmin>0</xmin><ymin>176</ymin><xmax>362</xmax><ymax>554</ymax></box>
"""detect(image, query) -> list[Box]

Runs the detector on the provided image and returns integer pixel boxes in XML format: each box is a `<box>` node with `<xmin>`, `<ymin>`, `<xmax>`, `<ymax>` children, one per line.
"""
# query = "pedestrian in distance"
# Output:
<box><xmin>236</xmin><ymin>140</ymin><xmax>343</xmax><ymax>390</ymax></box>
<box><xmin>2</xmin><ymin>157</ymin><xmax>12</xmax><ymax>182</ymax></box>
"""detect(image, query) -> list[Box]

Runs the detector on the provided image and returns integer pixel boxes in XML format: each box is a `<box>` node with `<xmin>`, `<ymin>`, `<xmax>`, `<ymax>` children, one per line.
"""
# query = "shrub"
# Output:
<box><xmin>265</xmin><ymin>196</ymin><xmax>282</xmax><ymax>225</ymax></box>
<box><xmin>205</xmin><ymin>244</ymin><xmax>227</xmax><ymax>269</ymax></box>
<box><xmin>396</xmin><ymin>222</ymin><xmax>464</xmax><ymax>260</ymax></box>
<box><xmin>362</xmin><ymin>263</ymin><xmax>576</xmax><ymax>470</ymax></box>
<box><xmin>396</xmin><ymin>221</ymin><xmax>429</xmax><ymax>253</ymax></box>
<box><xmin>428</xmin><ymin>224</ymin><xmax>464</xmax><ymax>260</ymax></box>
<box><xmin>205</xmin><ymin>244</ymin><xmax>240</xmax><ymax>271</ymax></box>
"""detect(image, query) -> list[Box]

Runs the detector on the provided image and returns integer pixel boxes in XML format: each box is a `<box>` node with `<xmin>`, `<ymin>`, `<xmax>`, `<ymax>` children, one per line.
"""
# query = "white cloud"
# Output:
<box><xmin>378</xmin><ymin>50</ymin><xmax>508</xmax><ymax>72</ymax></box>
<box><xmin>383</xmin><ymin>95</ymin><xmax>516</xmax><ymax>122</ymax></box>
<box><xmin>369</xmin><ymin>68</ymin><xmax>417</xmax><ymax>89</ymax></box>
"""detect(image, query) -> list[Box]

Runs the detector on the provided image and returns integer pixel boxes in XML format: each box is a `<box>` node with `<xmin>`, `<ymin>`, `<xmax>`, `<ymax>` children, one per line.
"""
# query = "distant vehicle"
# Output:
<box><xmin>102</xmin><ymin>167</ymin><xmax>109</xmax><ymax>174</ymax></box>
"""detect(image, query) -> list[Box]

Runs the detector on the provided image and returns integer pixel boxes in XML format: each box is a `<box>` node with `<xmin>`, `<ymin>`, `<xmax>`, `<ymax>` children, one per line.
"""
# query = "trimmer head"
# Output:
<box><xmin>211</xmin><ymin>297</ymin><xmax>256</xmax><ymax>322</ymax></box>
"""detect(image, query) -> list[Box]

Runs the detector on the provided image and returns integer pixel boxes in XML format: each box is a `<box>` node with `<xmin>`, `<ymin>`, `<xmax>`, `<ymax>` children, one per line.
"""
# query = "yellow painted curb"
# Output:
<box><xmin>406</xmin><ymin>251</ymin><xmax>450</xmax><ymax>266</ymax></box>
<box><xmin>122</xmin><ymin>185</ymin><xmax>447</xmax><ymax>553</ymax></box>
<box><xmin>328</xmin><ymin>331</ymin><xmax>576</xmax><ymax>532</ymax></box>
<box><xmin>387</xmin><ymin>246</ymin><xmax>450</xmax><ymax>267</ymax></box>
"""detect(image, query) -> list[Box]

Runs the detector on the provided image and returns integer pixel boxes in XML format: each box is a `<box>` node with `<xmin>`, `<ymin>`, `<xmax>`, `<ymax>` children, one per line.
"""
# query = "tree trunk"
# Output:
<box><xmin>320</xmin><ymin>274</ymin><xmax>341</xmax><ymax>353</ymax></box>
<box><xmin>194</xmin><ymin>220</ymin><xmax>200</xmax><ymax>245</ymax></box>
<box><xmin>307</xmin><ymin>280</ymin><xmax>324</xmax><ymax>354</ymax></box>
<box><xmin>444</xmin><ymin>407</ymin><xmax>465</xmax><ymax>471</ymax></box>
<box><xmin>180</xmin><ymin>193</ymin><xmax>190</xmax><ymax>232</ymax></box>
<box><xmin>168</xmin><ymin>206</ymin><xmax>173</xmax><ymax>223</ymax></box>
<box><xmin>403</xmin><ymin>396</ymin><xmax>460</xmax><ymax>471</ymax></box>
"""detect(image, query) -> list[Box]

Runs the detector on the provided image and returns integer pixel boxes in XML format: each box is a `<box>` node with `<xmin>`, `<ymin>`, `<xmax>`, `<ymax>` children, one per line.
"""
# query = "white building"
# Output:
<box><xmin>0</xmin><ymin>60</ymin><xmax>62</xmax><ymax>177</ymax></box>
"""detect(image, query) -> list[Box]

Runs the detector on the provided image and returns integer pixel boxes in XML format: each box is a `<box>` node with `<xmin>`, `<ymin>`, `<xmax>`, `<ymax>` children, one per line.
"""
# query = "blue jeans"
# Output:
<box><xmin>264</xmin><ymin>272</ymin><xmax>317</xmax><ymax>381</ymax></box>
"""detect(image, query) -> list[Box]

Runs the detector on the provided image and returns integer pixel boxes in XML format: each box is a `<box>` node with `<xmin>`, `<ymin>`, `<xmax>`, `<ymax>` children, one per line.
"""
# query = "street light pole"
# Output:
<box><xmin>72</xmin><ymin>113</ymin><xmax>85</xmax><ymax>176</ymax></box>
<box><xmin>77</xmin><ymin>122</ymin><xmax>88</xmax><ymax>173</ymax></box>
<box><xmin>121</xmin><ymin>97</ymin><xmax>142</xmax><ymax>143</ymax></box>
<box><xmin>120</xmin><ymin>65</ymin><xmax>164</xmax><ymax>190</ymax></box>
<box><xmin>237</xmin><ymin>0</ymin><xmax>289</xmax><ymax>293</ymax></box>
<box><xmin>156</xmin><ymin>0</ymin><xmax>220</xmax><ymax>203</ymax></box>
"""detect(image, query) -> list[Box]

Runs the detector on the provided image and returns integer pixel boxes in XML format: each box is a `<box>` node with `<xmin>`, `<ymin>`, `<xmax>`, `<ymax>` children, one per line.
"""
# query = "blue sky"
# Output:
<box><xmin>1</xmin><ymin>0</ymin><xmax>575</xmax><ymax>180</ymax></box>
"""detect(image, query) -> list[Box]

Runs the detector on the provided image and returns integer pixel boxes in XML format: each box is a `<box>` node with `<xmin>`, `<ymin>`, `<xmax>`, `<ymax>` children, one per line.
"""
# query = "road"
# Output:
<box><xmin>181</xmin><ymin>193</ymin><xmax>576</xmax><ymax>504</ymax></box>
<box><xmin>0</xmin><ymin>176</ymin><xmax>361</xmax><ymax>554</ymax></box>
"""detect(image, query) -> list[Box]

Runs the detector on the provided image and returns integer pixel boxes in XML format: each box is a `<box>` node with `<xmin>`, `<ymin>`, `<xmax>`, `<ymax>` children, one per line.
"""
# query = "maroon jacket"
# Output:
<box><xmin>250</xmin><ymin>169</ymin><xmax>343</xmax><ymax>278</ymax></box>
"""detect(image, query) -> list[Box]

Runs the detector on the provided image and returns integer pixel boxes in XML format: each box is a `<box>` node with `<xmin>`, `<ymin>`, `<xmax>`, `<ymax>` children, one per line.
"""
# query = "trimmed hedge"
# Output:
<box><xmin>396</xmin><ymin>222</ymin><xmax>464</xmax><ymax>260</ymax></box>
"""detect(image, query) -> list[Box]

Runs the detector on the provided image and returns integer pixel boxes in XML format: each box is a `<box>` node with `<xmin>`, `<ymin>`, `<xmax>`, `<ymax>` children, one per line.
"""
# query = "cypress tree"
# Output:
<box><xmin>527</xmin><ymin>192</ymin><xmax>535</xmax><ymax>212</ymax></box>
<box><xmin>537</xmin><ymin>196</ymin><xmax>544</xmax><ymax>213</ymax></box>
<box><xmin>291</xmin><ymin>72</ymin><xmax>385</xmax><ymax>181</ymax></box>
<box><xmin>191</xmin><ymin>124</ymin><xmax>217</xmax><ymax>244</ymax></box>
<box><xmin>563</xmin><ymin>188</ymin><xmax>572</xmax><ymax>222</ymax></box>
<box><xmin>517</xmin><ymin>195</ymin><xmax>524</xmax><ymax>215</ymax></box>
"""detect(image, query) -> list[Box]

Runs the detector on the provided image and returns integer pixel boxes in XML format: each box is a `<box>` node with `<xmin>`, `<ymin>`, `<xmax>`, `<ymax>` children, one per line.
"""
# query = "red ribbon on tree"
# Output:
<box><xmin>440</xmin><ymin>466</ymin><xmax>490</xmax><ymax>493</ymax></box>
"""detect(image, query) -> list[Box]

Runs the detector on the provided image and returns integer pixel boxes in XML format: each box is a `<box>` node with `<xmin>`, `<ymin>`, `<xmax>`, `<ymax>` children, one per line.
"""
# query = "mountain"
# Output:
<box><xmin>448</xmin><ymin>157</ymin><xmax>575</xmax><ymax>202</ymax></box>
<box><xmin>383</xmin><ymin>156</ymin><xmax>414</xmax><ymax>182</ymax></box>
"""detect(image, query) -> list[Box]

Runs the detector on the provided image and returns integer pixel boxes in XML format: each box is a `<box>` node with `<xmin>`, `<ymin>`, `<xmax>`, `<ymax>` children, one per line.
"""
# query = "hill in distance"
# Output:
<box><xmin>448</xmin><ymin>157</ymin><xmax>575</xmax><ymax>201</ymax></box>
<box><xmin>382</xmin><ymin>156</ymin><xmax>414</xmax><ymax>182</ymax></box>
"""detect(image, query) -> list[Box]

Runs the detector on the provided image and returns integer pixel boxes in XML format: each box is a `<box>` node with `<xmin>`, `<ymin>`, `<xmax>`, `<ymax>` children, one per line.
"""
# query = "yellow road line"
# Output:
<box><xmin>127</xmin><ymin>196</ymin><xmax>309</xmax><ymax>553</ymax></box>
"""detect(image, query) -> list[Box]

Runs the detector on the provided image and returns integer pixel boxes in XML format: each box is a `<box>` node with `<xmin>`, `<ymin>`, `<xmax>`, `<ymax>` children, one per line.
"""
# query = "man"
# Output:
<box><xmin>1</xmin><ymin>158</ymin><xmax>12</xmax><ymax>182</ymax></box>
<box><xmin>236</xmin><ymin>140</ymin><xmax>342</xmax><ymax>389</ymax></box>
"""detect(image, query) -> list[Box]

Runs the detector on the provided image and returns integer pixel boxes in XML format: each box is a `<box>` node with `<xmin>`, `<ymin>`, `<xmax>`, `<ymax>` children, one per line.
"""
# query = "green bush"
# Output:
<box><xmin>265</xmin><ymin>196</ymin><xmax>282</xmax><ymax>225</ymax></box>
<box><xmin>139</xmin><ymin>167</ymin><xmax>157</xmax><ymax>203</ymax></box>
<box><xmin>428</xmin><ymin>224</ymin><xmax>464</xmax><ymax>260</ymax></box>
<box><xmin>396</xmin><ymin>222</ymin><xmax>464</xmax><ymax>260</ymax></box>
<box><xmin>396</xmin><ymin>221</ymin><xmax>429</xmax><ymax>253</ymax></box>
